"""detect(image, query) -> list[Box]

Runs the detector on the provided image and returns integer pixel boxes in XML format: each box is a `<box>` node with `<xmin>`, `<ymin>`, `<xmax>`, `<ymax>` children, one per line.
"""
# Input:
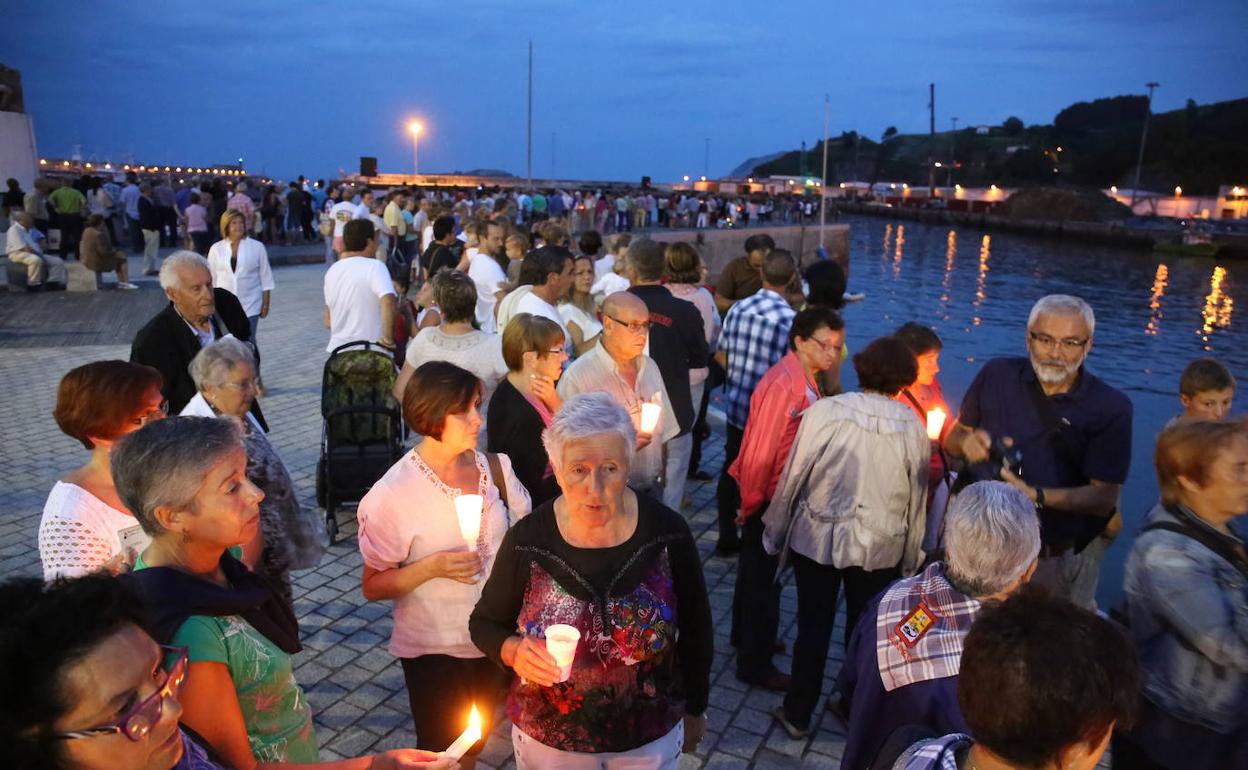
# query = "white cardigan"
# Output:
<box><xmin>207</xmin><ymin>237</ymin><xmax>275</xmax><ymax>317</ymax></box>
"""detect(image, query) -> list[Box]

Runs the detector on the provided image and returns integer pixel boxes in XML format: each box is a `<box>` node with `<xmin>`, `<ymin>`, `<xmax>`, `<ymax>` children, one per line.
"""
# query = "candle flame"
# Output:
<box><xmin>466</xmin><ymin>704</ymin><xmax>483</xmax><ymax>742</ymax></box>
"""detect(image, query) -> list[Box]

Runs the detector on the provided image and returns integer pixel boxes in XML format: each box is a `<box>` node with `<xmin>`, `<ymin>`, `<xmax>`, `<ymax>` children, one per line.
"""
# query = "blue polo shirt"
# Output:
<box><xmin>957</xmin><ymin>357</ymin><xmax>1132</xmax><ymax>544</ymax></box>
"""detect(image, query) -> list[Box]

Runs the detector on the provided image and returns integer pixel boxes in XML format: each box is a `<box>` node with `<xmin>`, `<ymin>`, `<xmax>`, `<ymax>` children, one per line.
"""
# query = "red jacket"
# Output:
<box><xmin>728</xmin><ymin>351</ymin><xmax>817</xmax><ymax>519</ymax></box>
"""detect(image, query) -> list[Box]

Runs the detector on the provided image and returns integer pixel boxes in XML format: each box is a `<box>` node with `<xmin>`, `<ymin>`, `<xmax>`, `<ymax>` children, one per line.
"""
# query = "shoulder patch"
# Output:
<box><xmin>894</xmin><ymin>602</ymin><xmax>938</xmax><ymax>647</ymax></box>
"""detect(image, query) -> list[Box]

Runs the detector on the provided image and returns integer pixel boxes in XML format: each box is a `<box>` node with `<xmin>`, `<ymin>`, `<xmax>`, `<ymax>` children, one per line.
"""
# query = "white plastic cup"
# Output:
<box><xmin>545</xmin><ymin>624</ymin><xmax>581</xmax><ymax>683</ymax></box>
<box><xmin>455</xmin><ymin>494</ymin><xmax>483</xmax><ymax>551</ymax></box>
<box><xmin>639</xmin><ymin>402</ymin><xmax>661</xmax><ymax>434</ymax></box>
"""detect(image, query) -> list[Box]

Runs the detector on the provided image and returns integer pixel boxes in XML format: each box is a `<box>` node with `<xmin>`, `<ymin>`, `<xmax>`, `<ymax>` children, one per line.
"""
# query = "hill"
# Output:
<box><xmin>747</xmin><ymin>96</ymin><xmax>1248</xmax><ymax>196</ymax></box>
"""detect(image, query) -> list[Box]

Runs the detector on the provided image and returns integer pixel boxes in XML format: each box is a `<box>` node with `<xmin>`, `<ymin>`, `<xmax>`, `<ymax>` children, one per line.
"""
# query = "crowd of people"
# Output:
<box><xmin>3</xmin><ymin>184</ymin><xmax>1244</xmax><ymax>770</ymax></box>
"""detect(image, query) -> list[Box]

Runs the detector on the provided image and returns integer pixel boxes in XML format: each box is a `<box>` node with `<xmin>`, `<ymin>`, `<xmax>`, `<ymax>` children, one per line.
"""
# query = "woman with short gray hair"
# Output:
<box><xmin>182</xmin><ymin>337</ymin><xmax>327</xmax><ymax>607</ymax></box>
<box><xmin>829</xmin><ymin>480</ymin><xmax>1041</xmax><ymax>764</ymax></box>
<box><xmin>470</xmin><ymin>392</ymin><xmax>713</xmax><ymax>767</ymax></box>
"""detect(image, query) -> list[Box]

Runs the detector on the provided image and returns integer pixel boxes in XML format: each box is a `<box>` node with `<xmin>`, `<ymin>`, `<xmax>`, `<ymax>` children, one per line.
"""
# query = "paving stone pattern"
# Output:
<box><xmin>1</xmin><ymin>258</ymin><xmax>872</xmax><ymax>769</ymax></box>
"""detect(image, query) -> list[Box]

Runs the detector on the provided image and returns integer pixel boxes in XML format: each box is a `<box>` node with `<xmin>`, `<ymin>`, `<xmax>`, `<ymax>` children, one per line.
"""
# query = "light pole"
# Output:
<box><xmin>704</xmin><ymin>137</ymin><xmax>710</xmax><ymax>179</ymax></box>
<box><xmin>1130</xmin><ymin>82</ymin><xmax>1159</xmax><ymax>210</ymax></box>
<box><xmin>407</xmin><ymin>121</ymin><xmax>422</xmax><ymax>177</ymax></box>
<box><xmin>948</xmin><ymin>117</ymin><xmax>958</xmax><ymax>187</ymax></box>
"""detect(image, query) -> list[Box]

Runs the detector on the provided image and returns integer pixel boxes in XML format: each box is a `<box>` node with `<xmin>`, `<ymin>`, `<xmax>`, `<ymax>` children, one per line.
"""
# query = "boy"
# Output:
<box><xmin>1177</xmin><ymin>357</ymin><xmax>1236</xmax><ymax>422</ymax></box>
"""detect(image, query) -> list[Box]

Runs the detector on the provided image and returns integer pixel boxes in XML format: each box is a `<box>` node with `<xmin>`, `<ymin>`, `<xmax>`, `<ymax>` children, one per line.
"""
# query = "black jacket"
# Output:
<box><xmin>628</xmin><ymin>285</ymin><xmax>709</xmax><ymax>435</ymax></box>
<box><xmin>138</xmin><ymin>196</ymin><xmax>161</xmax><ymax>231</ymax></box>
<box><xmin>130</xmin><ymin>288</ymin><xmax>267</xmax><ymax>430</ymax></box>
<box><xmin>487</xmin><ymin>378</ymin><xmax>561</xmax><ymax>506</ymax></box>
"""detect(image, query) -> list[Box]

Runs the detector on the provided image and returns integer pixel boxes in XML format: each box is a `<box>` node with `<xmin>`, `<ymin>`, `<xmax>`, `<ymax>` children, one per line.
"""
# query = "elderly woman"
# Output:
<box><xmin>359</xmin><ymin>361</ymin><xmax>531</xmax><ymax>763</ymax></box>
<box><xmin>886</xmin><ymin>589</ymin><xmax>1138</xmax><ymax>770</ymax></box>
<box><xmin>470</xmin><ymin>393</ymin><xmax>713</xmax><ymax>768</ymax></box>
<box><xmin>762</xmin><ymin>336</ymin><xmax>929</xmax><ymax>735</ymax></box>
<box><xmin>393</xmin><ymin>271</ymin><xmax>507</xmax><ymax>424</ymax></box>
<box><xmin>80</xmin><ymin>214</ymin><xmax>138</xmax><ymax>289</ymax></box>
<box><xmin>207</xmin><ymin>209</ymin><xmax>275</xmax><ymax>350</ymax></box>
<box><xmin>182</xmin><ymin>338</ymin><xmax>326</xmax><ymax>607</ymax></box>
<box><xmin>831</xmin><ymin>481</ymin><xmax>1040</xmax><ymax>762</ymax></box>
<box><xmin>1114</xmin><ymin>420</ymin><xmax>1248</xmax><ymax>769</ymax></box>
<box><xmin>487</xmin><ymin>314</ymin><xmax>568</xmax><ymax>506</ymax></box>
<box><xmin>0</xmin><ymin>574</ymin><xmax>457</xmax><ymax>770</ymax></box>
<box><xmin>557</xmin><ymin>254</ymin><xmax>601</xmax><ymax>356</ymax></box>
<box><xmin>40</xmin><ymin>361</ymin><xmax>166</xmax><ymax>580</ymax></box>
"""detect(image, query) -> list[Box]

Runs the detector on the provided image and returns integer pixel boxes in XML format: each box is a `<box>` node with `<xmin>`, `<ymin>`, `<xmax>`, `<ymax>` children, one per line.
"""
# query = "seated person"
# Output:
<box><xmin>0</xmin><ymin>574</ymin><xmax>456</xmax><ymax>770</ymax></box>
<box><xmin>5</xmin><ymin>210</ymin><xmax>67</xmax><ymax>290</ymax></box>
<box><xmin>834</xmin><ymin>481</ymin><xmax>1040</xmax><ymax>770</ymax></box>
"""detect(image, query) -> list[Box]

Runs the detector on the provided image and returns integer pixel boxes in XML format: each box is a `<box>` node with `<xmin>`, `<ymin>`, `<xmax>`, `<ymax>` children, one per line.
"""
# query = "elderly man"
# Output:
<box><xmin>130</xmin><ymin>250</ymin><xmax>264</xmax><ymax>428</ymax></box>
<box><xmin>5</xmin><ymin>211</ymin><xmax>67</xmax><ymax>290</ymax></box>
<box><xmin>943</xmin><ymin>294</ymin><xmax>1132</xmax><ymax>608</ymax></box>
<box><xmin>825</xmin><ymin>481</ymin><xmax>1041</xmax><ymax>765</ymax></box>
<box><xmin>557</xmin><ymin>292</ymin><xmax>679</xmax><ymax>497</ymax></box>
<box><xmin>226</xmin><ymin>182</ymin><xmax>256</xmax><ymax>230</ymax></box>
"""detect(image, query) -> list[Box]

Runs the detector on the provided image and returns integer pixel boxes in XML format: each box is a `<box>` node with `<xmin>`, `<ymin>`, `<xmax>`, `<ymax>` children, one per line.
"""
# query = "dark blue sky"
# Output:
<box><xmin>4</xmin><ymin>0</ymin><xmax>1245</xmax><ymax>183</ymax></box>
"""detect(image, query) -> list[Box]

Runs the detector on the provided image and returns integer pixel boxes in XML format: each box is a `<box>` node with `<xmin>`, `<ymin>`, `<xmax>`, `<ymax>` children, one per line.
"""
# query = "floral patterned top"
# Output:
<box><xmin>469</xmin><ymin>494</ymin><xmax>713</xmax><ymax>754</ymax></box>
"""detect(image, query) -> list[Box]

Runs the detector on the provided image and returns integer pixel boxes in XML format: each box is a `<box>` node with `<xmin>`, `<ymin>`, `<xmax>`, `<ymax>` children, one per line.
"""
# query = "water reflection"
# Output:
<box><xmin>1199</xmin><ymin>266</ymin><xmax>1234</xmax><ymax>349</ymax></box>
<box><xmin>940</xmin><ymin>230</ymin><xmax>957</xmax><ymax>308</ymax></box>
<box><xmin>882</xmin><ymin>223</ymin><xmax>893</xmax><ymax>256</ymax></box>
<box><xmin>893</xmin><ymin>225</ymin><xmax>906</xmax><ymax>277</ymax></box>
<box><xmin>972</xmin><ymin>234</ymin><xmax>991</xmax><ymax>326</ymax></box>
<box><xmin>1145</xmin><ymin>264</ymin><xmax>1168</xmax><ymax>336</ymax></box>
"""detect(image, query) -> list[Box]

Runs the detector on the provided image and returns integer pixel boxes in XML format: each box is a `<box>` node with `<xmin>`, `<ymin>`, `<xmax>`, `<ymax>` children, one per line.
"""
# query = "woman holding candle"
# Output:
<box><xmin>470</xmin><ymin>393</ymin><xmax>714</xmax><ymax>769</ymax></box>
<box><xmin>893</xmin><ymin>322</ymin><xmax>953</xmax><ymax>552</ymax></box>
<box><xmin>487</xmin><ymin>314</ymin><xmax>568</xmax><ymax>506</ymax></box>
<box><xmin>358</xmin><ymin>361</ymin><xmax>531</xmax><ymax>764</ymax></box>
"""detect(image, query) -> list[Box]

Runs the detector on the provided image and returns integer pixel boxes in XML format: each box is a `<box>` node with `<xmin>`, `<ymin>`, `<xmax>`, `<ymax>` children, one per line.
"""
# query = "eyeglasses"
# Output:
<box><xmin>132</xmin><ymin>400</ymin><xmax>170</xmax><ymax>427</ymax></box>
<box><xmin>1028</xmin><ymin>331</ymin><xmax>1088</xmax><ymax>352</ymax></box>
<box><xmin>807</xmin><ymin>335</ymin><xmax>841</xmax><ymax>353</ymax></box>
<box><xmin>605</xmin><ymin>314</ymin><xmax>650</xmax><ymax>334</ymax></box>
<box><xmin>221</xmin><ymin>378</ymin><xmax>259</xmax><ymax>392</ymax></box>
<box><xmin>55</xmin><ymin>646</ymin><xmax>188</xmax><ymax>743</ymax></box>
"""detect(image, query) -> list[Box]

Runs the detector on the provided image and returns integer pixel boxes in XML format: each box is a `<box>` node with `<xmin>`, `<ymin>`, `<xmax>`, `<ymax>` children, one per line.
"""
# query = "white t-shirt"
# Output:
<box><xmin>593</xmin><ymin>254</ymin><xmax>616</xmax><ymax>281</ymax></box>
<box><xmin>323</xmin><ymin>256</ymin><xmax>397</xmax><ymax>351</ymax></box>
<box><xmin>357</xmin><ymin>450</ymin><xmax>531</xmax><ymax>658</ymax></box>
<box><xmin>330</xmin><ymin>200</ymin><xmax>356</xmax><ymax>237</ymax></box>
<box><xmin>38</xmin><ymin>481</ymin><xmax>151</xmax><ymax>580</ymax></box>
<box><xmin>468</xmin><ymin>252</ymin><xmax>508</xmax><ymax>333</ymax></box>
<box><xmin>403</xmin><ymin>327</ymin><xmax>507</xmax><ymax>408</ymax></box>
<box><xmin>590</xmin><ymin>271</ymin><xmax>630</xmax><ymax>299</ymax></box>
<box><xmin>354</xmin><ymin>201</ymin><xmax>371</xmax><ymax>220</ymax></box>
<box><xmin>515</xmin><ymin>291</ymin><xmax>571</xmax><ymax>351</ymax></box>
<box><xmin>559</xmin><ymin>302</ymin><xmax>603</xmax><ymax>342</ymax></box>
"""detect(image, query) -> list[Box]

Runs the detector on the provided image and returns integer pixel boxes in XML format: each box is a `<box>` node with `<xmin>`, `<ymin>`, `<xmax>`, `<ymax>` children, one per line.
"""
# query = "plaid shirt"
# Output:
<box><xmin>719</xmin><ymin>289</ymin><xmax>795</xmax><ymax>429</ymax></box>
<box><xmin>876</xmin><ymin>562</ymin><xmax>981</xmax><ymax>691</ymax></box>
<box><xmin>897</xmin><ymin>733</ymin><xmax>972</xmax><ymax>770</ymax></box>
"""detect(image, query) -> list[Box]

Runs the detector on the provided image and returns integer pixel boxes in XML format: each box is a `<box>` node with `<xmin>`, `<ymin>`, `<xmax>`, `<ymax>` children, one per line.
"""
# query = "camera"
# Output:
<box><xmin>987</xmin><ymin>437</ymin><xmax>1024</xmax><ymax>475</ymax></box>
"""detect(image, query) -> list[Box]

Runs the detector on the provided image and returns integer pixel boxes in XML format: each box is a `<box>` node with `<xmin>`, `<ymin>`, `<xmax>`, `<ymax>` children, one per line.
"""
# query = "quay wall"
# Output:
<box><xmin>655</xmin><ymin>223</ymin><xmax>851</xmax><ymax>282</ymax></box>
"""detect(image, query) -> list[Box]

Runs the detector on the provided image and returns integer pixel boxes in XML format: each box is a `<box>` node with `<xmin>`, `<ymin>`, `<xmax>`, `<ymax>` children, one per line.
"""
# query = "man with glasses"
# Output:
<box><xmin>943</xmin><ymin>294</ymin><xmax>1132</xmax><ymax>607</ymax></box>
<box><xmin>558</xmin><ymin>292</ymin><xmax>679</xmax><ymax>497</ymax></box>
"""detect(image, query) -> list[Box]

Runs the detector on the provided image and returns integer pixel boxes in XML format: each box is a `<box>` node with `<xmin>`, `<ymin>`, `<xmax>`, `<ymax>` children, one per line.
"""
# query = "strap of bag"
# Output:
<box><xmin>485</xmin><ymin>452</ymin><xmax>510</xmax><ymax>521</ymax></box>
<box><xmin>1143</xmin><ymin>505</ymin><xmax>1248</xmax><ymax>578</ymax></box>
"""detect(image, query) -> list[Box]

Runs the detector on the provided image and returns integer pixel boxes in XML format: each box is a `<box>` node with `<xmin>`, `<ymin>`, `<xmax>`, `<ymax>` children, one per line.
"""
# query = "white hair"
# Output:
<box><xmin>189</xmin><ymin>337</ymin><xmax>256</xmax><ymax>390</ymax></box>
<box><xmin>1027</xmin><ymin>294</ymin><xmax>1095</xmax><ymax>337</ymax></box>
<box><xmin>158</xmin><ymin>250</ymin><xmax>211</xmax><ymax>291</ymax></box>
<box><xmin>542</xmin><ymin>393</ymin><xmax>636</xmax><ymax>470</ymax></box>
<box><xmin>944</xmin><ymin>481</ymin><xmax>1041</xmax><ymax>597</ymax></box>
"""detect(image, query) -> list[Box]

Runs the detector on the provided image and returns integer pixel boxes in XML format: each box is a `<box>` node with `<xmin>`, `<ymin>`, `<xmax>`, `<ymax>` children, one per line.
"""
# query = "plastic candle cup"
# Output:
<box><xmin>926</xmin><ymin>407</ymin><xmax>947</xmax><ymax>441</ymax></box>
<box><xmin>545</xmin><ymin>624</ymin><xmax>581</xmax><ymax>683</ymax></box>
<box><xmin>639</xmin><ymin>402</ymin><xmax>661</xmax><ymax>434</ymax></box>
<box><xmin>455</xmin><ymin>494</ymin><xmax>483</xmax><ymax>552</ymax></box>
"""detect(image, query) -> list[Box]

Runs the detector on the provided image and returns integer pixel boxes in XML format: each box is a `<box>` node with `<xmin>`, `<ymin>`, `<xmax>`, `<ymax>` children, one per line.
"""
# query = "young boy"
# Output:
<box><xmin>1177</xmin><ymin>357</ymin><xmax>1236</xmax><ymax>422</ymax></box>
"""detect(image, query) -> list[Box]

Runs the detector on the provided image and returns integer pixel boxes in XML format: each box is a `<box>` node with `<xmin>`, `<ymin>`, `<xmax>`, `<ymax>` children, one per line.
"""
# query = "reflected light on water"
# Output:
<box><xmin>893</xmin><ymin>225</ymin><xmax>906</xmax><ymax>276</ymax></box>
<box><xmin>940</xmin><ymin>230</ymin><xmax>957</xmax><ymax>304</ymax></box>
<box><xmin>882</xmin><ymin>223</ymin><xmax>893</xmax><ymax>257</ymax></box>
<box><xmin>1145</xmin><ymin>264</ymin><xmax>1168</xmax><ymax>336</ymax></box>
<box><xmin>1199</xmin><ymin>265</ymin><xmax>1234</xmax><ymax>350</ymax></box>
<box><xmin>972</xmin><ymin>234</ymin><xmax>991</xmax><ymax>325</ymax></box>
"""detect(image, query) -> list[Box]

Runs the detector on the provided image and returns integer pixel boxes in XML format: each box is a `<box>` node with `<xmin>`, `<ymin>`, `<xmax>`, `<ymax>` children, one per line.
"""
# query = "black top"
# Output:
<box><xmin>130</xmin><ymin>288</ymin><xmax>267</xmax><ymax>430</ymax></box>
<box><xmin>138</xmin><ymin>195</ymin><xmax>161</xmax><ymax>230</ymax></box>
<box><xmin>487</xmin><ymin>378</ymin><xmax>561</xmax><ymax>506</ymax></box>
<box><xmin>469</xmin><ymin>492</ymin><xmax>713</xmax><ymax>715</ymax></box>
<box><xmin>627</xmin><ymin>285</ymin><xmax>709</xmax><ymax>434</ymax></box>
<box><xmin>421</xmin><ymin>242</ymin><xmax>459</xmax><ymax>276</ymax></box>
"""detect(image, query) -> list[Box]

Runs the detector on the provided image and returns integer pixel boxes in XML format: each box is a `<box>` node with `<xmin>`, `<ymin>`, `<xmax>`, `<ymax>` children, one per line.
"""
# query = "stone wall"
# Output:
<box><xmin>643</xmin><ymin>223</ymin><xmax>850</xmax><ymax>281</ymax></box>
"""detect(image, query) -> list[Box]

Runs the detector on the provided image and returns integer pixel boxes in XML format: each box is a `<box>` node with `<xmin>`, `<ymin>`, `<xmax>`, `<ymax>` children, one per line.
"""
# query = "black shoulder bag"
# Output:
<box><xmin>1143</xmin><ymin>505</ymin><xmax>1248</xmax><ymax>579</ymax></box>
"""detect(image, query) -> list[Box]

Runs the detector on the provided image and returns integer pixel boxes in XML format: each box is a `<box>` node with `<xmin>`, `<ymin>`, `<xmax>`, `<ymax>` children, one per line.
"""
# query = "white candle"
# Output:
<box><xmin>442</xmin><ymin>704</ymin><xmax>483</xmax><ymax>760</ymax></box>
<box><xmin>545</xmin><ymin>624</ymin><xmax>581</xmax><ymax>683</ymax></box>
<box><xmin>639</xmin><ymin>402</ymin><xmax>661</xmax><ymax>434</ymax></box>
<box><xmin>926</xmin><ymin>407</ymin><xmax>947</xmax><ymax>441</ymax></box>
<box><xmin>455</xmin><ymin>494</ymin><xmax>483</xmax><ymax>552</ymax></box>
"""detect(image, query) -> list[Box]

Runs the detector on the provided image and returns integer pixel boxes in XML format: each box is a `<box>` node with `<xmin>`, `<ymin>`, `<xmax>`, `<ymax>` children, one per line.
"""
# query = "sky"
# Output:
<box><xmin>3</xmin><ymin>0</ymin><xmax>1245</xmax><ymax>183</ymax></box>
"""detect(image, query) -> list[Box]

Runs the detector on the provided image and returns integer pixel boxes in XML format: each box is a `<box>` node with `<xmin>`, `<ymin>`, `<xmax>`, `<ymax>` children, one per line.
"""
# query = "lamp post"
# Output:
<box><xmin>1130</xmin><ymin>83</ymin><xmax>1159</xmax><ymax>210</ymax></box>
<box><xmin>407</xmin><ymin>121</ymin><xmax>423</xmax><ymax>177</ymax></box>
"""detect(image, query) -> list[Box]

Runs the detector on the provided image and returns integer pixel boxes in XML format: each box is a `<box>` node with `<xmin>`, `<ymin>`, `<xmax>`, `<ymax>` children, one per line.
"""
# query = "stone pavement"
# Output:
<box><xmin>0</xmin><ymin>260</ymin><xmax>856</xmax><ymax>769</ymax></box>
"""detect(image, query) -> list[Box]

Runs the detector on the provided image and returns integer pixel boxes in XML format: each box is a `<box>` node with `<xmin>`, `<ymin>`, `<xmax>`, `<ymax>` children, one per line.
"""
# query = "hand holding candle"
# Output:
<box><xmin>544</xmin><ymin>624</ymin><xmax>581</xmax><ymax>683</ymax></box>
<box><xmin>441</xmin><ymin>704</ymin><xmax>482</xmax><ymax>761</ymax></box>
<box><xmin>454</xmin><ymin>494</ymin><xmax>483</xmax><ymax>552</ymax></box>
<box><xmin>926</xmin><ymin>407</ymin><xmax>947</xmax><ymax>441</ymax></box>
<box><xmin>639</xmin><ymin>402</ymin><xmax>661</xmax><ymax>434</ymax></box>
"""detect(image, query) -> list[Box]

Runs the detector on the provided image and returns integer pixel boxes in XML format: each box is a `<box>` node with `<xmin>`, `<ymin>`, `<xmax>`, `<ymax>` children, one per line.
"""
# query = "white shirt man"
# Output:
<box><xmin>5</xmin><ymin>213</ymin><xmax>67</xmax><ymax>287</ymax></box>
<box><xmin>468</xmin><ymin>223</ymin><xmax>508</xmax><ymax>332</ymax></box>
<box><xmin>323</xmin><ymin>222</ymin><xmax>396</xmax><ymax>352</ymax></box>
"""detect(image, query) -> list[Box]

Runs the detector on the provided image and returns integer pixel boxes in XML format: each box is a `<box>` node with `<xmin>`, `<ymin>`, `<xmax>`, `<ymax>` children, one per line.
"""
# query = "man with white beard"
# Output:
<box><xmin>943</xmin><ymin>294</ymin><xmax>1132</xmax><ymax>609</ymax></box>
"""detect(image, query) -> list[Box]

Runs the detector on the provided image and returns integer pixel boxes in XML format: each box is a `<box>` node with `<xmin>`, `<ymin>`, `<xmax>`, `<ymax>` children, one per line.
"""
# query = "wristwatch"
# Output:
<box><xmin>1034</xmin><ymin>487</ymin><xmax>1046</xmax><ymax>508</ymax></box>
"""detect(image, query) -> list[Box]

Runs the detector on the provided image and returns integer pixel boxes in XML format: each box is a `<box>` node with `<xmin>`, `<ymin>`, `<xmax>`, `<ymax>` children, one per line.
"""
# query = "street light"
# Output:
<box><xmin>408</xmin><ymin>121</ymin><xmax>423</xmax><ymax>176</ymax></box>
<box><xmin>1130</xmin><ymin>82</ymin><xmax>1160</xmax><ymax>209</ymax></box>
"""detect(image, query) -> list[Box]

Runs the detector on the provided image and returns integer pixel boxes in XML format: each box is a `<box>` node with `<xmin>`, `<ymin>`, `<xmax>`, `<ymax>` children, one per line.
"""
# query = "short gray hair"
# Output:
<box><xmin>111</xmin><ymin>416</ymin><xmax>243</xmax><ymax>536</ymax></box>
<box><xmin>944</xmin><ymin>481</ymin><xmax>1041</xmax><ymax>598</ymax></box>
<box><xmin>543</xmin><ymin>393</ymin><xmax>636</xmax><ymax>470</ymax></box>
<box><xmin>159</xmin><ymin>250</ymin><xmax>211</xmax><ymax>291</ymax></box>
<box><xmin>190</xmin><ymin>337</ymin><xmax>256</xmax><ymax>390</ymax></box>
<box><xmin>1027</xmin><ymin>294</ymin><xmax>1095</xmax><ymax>337</ymax></box>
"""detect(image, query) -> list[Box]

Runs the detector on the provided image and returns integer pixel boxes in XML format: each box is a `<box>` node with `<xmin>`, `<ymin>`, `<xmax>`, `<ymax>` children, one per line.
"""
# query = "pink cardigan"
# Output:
<box><xmin>728</xmin><ymin>351</ymin><xmax>817</xmax><ymax>519</ymax></box>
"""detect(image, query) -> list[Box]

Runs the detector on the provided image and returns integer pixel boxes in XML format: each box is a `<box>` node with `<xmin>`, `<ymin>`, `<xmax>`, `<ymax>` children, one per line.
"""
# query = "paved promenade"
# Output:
<box><xmin>0</xmin><ymin>258</ymin><xmax>851</xmax><ymax>768</ymax></box>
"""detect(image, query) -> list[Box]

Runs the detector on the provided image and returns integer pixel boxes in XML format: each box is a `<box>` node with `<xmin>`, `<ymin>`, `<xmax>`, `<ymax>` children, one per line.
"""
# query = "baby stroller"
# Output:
<box><xmin>315</xmin><ymin>341</ymin><xmax>405</xmax><ymax>542</ymax></box>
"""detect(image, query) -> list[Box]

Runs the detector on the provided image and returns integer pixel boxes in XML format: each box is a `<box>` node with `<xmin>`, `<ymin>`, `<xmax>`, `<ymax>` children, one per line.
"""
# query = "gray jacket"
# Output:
<box><xmin>762</xmin><ymin>392</ymin><xmax>929</xmax><ymax>576</ymax></box>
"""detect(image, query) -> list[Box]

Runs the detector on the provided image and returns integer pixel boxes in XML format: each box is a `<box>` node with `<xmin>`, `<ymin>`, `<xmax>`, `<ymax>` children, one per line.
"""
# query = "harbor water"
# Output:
<box><xmin>831</xmin><ymin>214</ymin><xmax>1244</xmax><ymax>607</ymax></box>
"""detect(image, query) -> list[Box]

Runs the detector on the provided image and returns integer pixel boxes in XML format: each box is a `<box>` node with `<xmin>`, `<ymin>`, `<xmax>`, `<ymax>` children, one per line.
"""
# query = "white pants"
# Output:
<box><xmin>661</xmin><ymin>433</ymin><xmax>693</xmax><ymax>513</ymax></box>
<box><xmin>10</xmin><ymin>250</ymin><xmax>67</xmax><ymax>285</ymax></box>
<box><xmin>1032</xmin><ymin>533</ymin><xmax>1113</xmax><ymax>611</ymax></box>
<box><xmin>142</xmin><ymin>229</ymin><xmax>160</xmax><ymax>273</ymax></box>
<box><xmin>512</xmin><ymin>721</ymin><xmax>682</xmax><ymax>770</ymax></box>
